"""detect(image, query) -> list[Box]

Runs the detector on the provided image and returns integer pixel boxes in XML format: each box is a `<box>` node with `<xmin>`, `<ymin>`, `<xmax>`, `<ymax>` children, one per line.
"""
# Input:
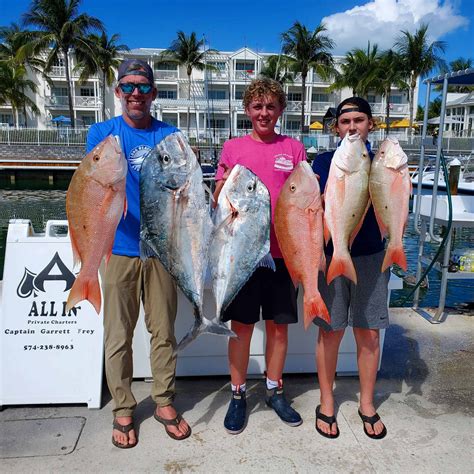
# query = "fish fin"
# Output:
<box><xmin>140</xmin><ymin>239</ymin><xmax>157</xmax><ymax>260</ymax></box>
<box><xmin>349</xmin><ymin>200</ymin><xmax>371</xmax><ymax>249</ymax></box>
<box><xmin>66</xmin><ymin>274</ymin><xmax>101</xmax><ymax>314</ymax></box>
<box><xmin>256</xmin><ymin>252</ymin><xmax>276</xmax><ymax>271</ymax></box>
<box><xmin>327</xmin><ymin>252</ymin><xmax>357</xmax><ymax>285</ymax></box>
<box><xmin>212</xmin><ymin>213</ymin><xmax>235</xmax><ymax>234</ymax></box>
<box><xmin>323</xmin><ymin>215</ymin><xmax>331</xmax><ymax>245</ymax></box>
<box><xmin>382</xmin><ymin>243</ymin><xmax>407</xmax><ymax>272</ymax></box>
<box><xmin>69</xmin><ymin>230</ymin><xmax>82</xmax><ymax>269</ymax></box>
<box><xmin>177</xmin><ymin>317</ymin><xmax>236</xmax><ymax>351</ymax></box>
<box><xmin>372</xmin><ymin>205</ymin><xmax>388</xmax><ymax>240</ymax></box>
<box><xmin>303</xmin><ymin>293</ymin><xmax>330</xmax><ymax>330</ymax></box>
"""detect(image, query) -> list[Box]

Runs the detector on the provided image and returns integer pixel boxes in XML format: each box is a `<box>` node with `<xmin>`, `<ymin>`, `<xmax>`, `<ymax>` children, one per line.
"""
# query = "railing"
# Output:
<box><xmin>49</xmin><ymin>66</ymin><xmax>97</xmax><ymax>79</ymax></box>
<box><xmin>311</xmin><ymin>101</ymin><xmax>335</xmax><ymax>112</ymax></box>
<box><xmin>1</xmin><ymin>127</ymin><xmax>473</xmax><ymax>152</ymax></box>
<box><xmin>45</xmin><ymin>96</ymin><xmax>100</xmax><ymax>107</ymax></box>
<box><xmin>155</xmin><ymin>70</ymin><xmax>179</xmax><ymax>80</ymax></box>
<box><xmin>234</xmin><ymin>71</ymin><xmax>256</xmax><ymax>81</ymax></box>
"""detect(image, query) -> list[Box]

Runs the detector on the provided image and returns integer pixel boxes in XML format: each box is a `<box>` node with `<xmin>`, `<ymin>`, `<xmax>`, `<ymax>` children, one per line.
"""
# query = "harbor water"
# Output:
<box><xmin>0</xmin><ymin>183</ymin><xmax>473</xmax><ymax>309</ymax></box>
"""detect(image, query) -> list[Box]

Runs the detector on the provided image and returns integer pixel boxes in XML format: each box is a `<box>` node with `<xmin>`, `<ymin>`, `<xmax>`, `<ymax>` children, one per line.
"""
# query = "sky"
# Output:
<box><xmin>1</xmin><ymin>0</ymin><xmax>473</xmax><ymax>103</ymax></box>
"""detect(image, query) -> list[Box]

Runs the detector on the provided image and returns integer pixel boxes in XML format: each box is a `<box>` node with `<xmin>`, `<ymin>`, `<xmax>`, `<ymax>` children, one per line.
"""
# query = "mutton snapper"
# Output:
<box><xmin>139</xmin><ymin>132</ymin><xmax>234</xmax><ymax>350</ymax></box>
<box><xmin>324</xmin><ymin>133</ymin><xmax>371</xmax><ymax>284</ymax></box>
<box><xmin>369</xmin><ymin>137</ymin><xmax>411</xmax><ymax>272</ymax></box>
<box><xmin>209</xmin><ymin>165</ymin><xmax>273</xmax><ymax>326</ymax></box>
<box><xmin>66</xmin><ymin>135</ymin><xmax>127</xmax><ymax>314</ymax></box>
<box><xmin>274</xmin><ymin>161</ymin><xmax>330</xmax><ymax>330</ymax></box>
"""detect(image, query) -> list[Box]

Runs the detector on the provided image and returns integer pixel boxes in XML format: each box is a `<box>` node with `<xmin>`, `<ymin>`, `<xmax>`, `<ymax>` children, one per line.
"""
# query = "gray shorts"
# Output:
<box><xmin>317</xmin><ymin>251</ymin><xmax>390</xmax><ymax>331</ymax></box>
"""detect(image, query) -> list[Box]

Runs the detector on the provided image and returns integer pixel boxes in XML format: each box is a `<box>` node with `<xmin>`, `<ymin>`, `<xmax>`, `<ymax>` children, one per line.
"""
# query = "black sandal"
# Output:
<box><xmin>154</xmin><ymin>412</ymin><xmax>192</xmax><ymax>440</ymax></box>
<box><xmin>358</xmin><ymin>409</ymin><xmax>387</xmax><ymax>439</ymax></box>
<box><xmin>112</xmin><ymin>419</ymin><xmax>138</xmax><ymax>449</ymax></box>
<box><xmin>315</xmin><ymin>405</ymin><xmax>340</xmax><ymax>439</ymax></box>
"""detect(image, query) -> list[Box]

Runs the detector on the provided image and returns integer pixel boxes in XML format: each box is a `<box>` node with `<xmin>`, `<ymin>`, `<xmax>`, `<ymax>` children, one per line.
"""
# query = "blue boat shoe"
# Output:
<box><xmin>224</xmin><ymin>389</ymin><xmax>247</xmax><ymax>434</ymax></box>
<box><xmin>265</xmin><ymin>386</ymin><xmax>302</xmax><ymax>426</ymax></box>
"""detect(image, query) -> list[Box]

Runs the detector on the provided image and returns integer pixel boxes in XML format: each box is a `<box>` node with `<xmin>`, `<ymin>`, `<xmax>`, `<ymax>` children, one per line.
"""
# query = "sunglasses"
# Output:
<box><xmin>118</xmin><ymin>82</ymin><xmax>153</xmax><ymax>94</ymax></box>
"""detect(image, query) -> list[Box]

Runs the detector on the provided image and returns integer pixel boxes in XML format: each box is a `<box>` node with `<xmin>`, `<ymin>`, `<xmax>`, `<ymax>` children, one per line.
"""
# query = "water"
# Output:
<box><xmin>1</xmin><ymin>184</ymin><xmax>473</xmax><ymax>309</ymax></box>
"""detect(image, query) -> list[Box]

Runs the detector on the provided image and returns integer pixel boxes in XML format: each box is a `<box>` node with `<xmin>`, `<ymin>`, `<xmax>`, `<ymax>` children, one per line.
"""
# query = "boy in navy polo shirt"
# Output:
<box><xmin>312</xmin><ymin>97</ymin><xmax>388</xmax><ymax>440</ymax></box>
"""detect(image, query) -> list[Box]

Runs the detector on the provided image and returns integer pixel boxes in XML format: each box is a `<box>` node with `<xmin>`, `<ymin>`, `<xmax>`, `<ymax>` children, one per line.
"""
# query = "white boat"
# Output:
<box><xmin>410</xmin><ymin>157</ymin><xmax>474</xmax><ymax>195</ymax></box>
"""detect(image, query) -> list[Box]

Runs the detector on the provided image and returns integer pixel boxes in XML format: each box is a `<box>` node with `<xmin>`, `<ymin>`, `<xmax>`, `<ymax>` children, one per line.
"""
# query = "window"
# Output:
<box><xmin>209</xmin><ymin>62</ymin><xmax>226</xmax><ymax>71</ymax></box>
<box><xmin>389</xmin><ymin>95</ymin><xmax>402</xmax><ymax>104</ymax></box>
<box><xmin>469</xmin><ymin>106</ymin><xmax>474</xmax><ymax>114</ymax></box>
<box><xmin>52</xmin><ymin>87</ymin><xmax>68</xmax><ymax>97</ymax></box>
<box><xmin>53</xmin><ymin>57</ymin><xmax>65</xmax><ymax>67</ymax></box>
<box><xmin>0</xmin><ymin>113</ymin><xmax>13</xmax><ymax>125</ymax></box>
<box><xmin>80</xmin><ymin>87</ymin><xmax>95</xmax><ymax>97</ymax></box>
<box><xmin>157</xmin><ymin>90</ymin><xmax>177</xmax><ymax>99</ymax></box>
<box><xmin>208</xmin><ymin>90</ymin><xmax>226</xmax><ymax>100</ymax></box>
<box><xmin>235</xmin><ymin>90</ymin><xmax>244</xmax><ymax>100</ymax></box>
<box><xmin>286</xmin><ymin>120</ymin><xmax>301</xmax><ymax>130</ymax></box>
<box><xmin>80</xmin><ymin>116</ymin><xmax>95</xmax><ymax>126</ymax></box>
<box><xmin>208</xmin><ymin>118</ymin><xmax>226</xmax><ymax>129</ymax></box>
<box><xmin>235</xmin><ymin>61</ymin><xmax>255</xmax><ymax>71</ymax></box>
<box><xmin>367</xmin><ymin>95</ymin><xmax>377</xmax><ymax>103</ymax></box>
<box><xmin>237</xmin><ymin>118</ymin><xmax>252</xmax><ymax>129</ymax></box>
<box><xmin>162</xmin><ymin>114</ymin><xmax>178</xmax><ymax>126</ymax></box>
<box><xmin>312</xmin><ymin>93</ymin><xmax>329</xmax><ymax>102</ymax></box>
<box><xmin>287</xmin><ymin>92</ymin><xmax>302</xmax><ymax>102</ymax></box>
<box><xmin>155</xmin><ymin>61</ymin><xmax>177</xmax><ymax>70</ymax></box>
<box><xmin>447</xmin><ymin>109</ymin><xmax>451</xmax><ymax>116</ymax></box>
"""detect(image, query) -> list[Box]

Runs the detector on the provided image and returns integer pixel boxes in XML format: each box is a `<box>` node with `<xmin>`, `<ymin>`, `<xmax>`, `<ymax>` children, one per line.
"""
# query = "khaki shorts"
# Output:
<box><xmin>316</xmin><ymin>251</ymin><xmax>390</xmax><ymax>330</ymax></box>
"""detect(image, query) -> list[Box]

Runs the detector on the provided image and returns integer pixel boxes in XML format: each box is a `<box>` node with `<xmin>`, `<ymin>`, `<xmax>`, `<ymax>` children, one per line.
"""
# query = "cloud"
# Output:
<box><xmin>322</xmin><ymin>0</ymin><xmax>469</xmax><ymax>55</ymax></box>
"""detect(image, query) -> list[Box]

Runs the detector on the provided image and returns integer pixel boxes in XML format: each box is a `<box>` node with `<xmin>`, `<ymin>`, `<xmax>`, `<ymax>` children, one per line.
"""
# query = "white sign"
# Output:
<box><xmin>0</xmin><ymin>220</ymin><xmax>103</xmax><ymax>408</ymax></box>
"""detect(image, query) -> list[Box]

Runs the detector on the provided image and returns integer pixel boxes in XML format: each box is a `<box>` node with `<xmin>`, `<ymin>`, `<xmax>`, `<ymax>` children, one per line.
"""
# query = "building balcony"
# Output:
<box><xmin>155</xmin><ymin>97</ymin><xmax>239</xmax><ymax>112</ymax></box>
<box><xmin>311</xmin><ymin>101</ymin><xmax>336</xmax><ymax>112</ymax></box>
<box><xmin>155</xmin><ymin>70</ymin><xmax>179</xmax><ymax>81</ymax></box>
<box><xmin>234</xmin><ymin>70</ymin><xmax>256</xmax><ymax>81</ymax></box>
<box><xmin>48</xmin><ymin>66</ymin><xmax>97</xmax><ymax>79</ymax></box>
<box><xmin>45</xmin><ymin>96</ymin><xmax>100</xmax><ymax>108</ymax></box>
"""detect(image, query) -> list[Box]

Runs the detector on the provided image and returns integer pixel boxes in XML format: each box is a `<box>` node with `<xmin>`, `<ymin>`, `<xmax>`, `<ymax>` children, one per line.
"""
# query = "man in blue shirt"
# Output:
<box><xmin>87</xmin><ymin>59</ymin><xmax>191</xmax><ymax>448</ymax></box>
<box><xmin>312</xmin><ymin>97</ymin><xmax>388</xmax><ymax>440</ymax></box>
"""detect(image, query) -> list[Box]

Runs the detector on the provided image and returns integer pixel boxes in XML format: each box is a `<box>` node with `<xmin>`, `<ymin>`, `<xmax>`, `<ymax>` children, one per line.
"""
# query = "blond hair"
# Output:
<box><xmin>243</xmin><ymin>77</ymin><xmax>287</xmax><ymax>110</ymax></box>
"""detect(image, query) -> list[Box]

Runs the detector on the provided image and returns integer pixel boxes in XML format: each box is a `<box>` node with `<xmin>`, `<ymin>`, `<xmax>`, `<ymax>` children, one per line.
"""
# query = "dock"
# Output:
<box><xmin>1</xmin><ymin>307</ymin><xmax>473</xmax><ymax>472</ymax></box>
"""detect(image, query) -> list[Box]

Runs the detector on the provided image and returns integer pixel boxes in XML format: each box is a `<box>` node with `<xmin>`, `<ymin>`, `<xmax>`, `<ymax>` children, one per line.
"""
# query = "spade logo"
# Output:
<box><xmin>16</xmin><ymin>252</ymin><xmax>76</xmax><ymax>298</ymax></box>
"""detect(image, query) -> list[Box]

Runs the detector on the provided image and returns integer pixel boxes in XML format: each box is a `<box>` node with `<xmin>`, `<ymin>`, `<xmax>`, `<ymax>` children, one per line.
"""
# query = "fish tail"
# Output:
<box><xmin>66</xmin><ymin>275</ymin><xmax>101</xmax><ymax>314</ymax></box>
<box><xmin>382</xmin><ymin>243</ymin><xmax>407</xmax><ymax>272</ymax></box>
<box><xmin>303</xmin><ymin>294</ymin><xmax>330</xmax><ymax>330</ymax></box>
<box><xmin>176</xmin><ymin>318</ymin><xmax>236</xmax><ymax>351</ymax></box>
<box><xmin>327</xmin><ymin>253</ymin><xmax>357</xmax><ymax>285</ymax></box>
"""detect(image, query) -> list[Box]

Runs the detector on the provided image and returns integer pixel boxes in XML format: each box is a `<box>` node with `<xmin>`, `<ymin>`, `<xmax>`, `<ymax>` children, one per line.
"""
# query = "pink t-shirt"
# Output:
<box><xmin>215</xmin><ymin>134</ymin><xmax>306</xmax><ymax>258</ymax></box>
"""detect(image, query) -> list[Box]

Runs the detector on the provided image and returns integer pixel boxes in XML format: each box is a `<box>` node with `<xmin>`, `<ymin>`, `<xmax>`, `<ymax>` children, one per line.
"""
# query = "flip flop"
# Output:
<box><xmin>112</xmin><ymin>419</ymin><xmax>138</xmax><ymax>449</ymax></box>
<box><xmin>358</xmin><ymin>409</ymin><xmax>387</xmax><ymax>439</ymax></box>
<box><xmin>154</xmin><ymin>412</ymin><xmax>191</xmax><ymax>440</ymax></box>
<box><xmin>315</xmin><ymin>405</ymin><xmax>340</xmax><ymax>439</ymax></box>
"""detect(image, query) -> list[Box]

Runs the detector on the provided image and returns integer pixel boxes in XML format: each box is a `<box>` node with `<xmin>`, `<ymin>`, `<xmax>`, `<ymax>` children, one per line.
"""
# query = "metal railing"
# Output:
<box><xmin>0</xmin><ymin>128</ymin><xmax>89</xmax><ymax>146</ymax></box>
<box><xmin>45</xmin><ymin>96</ymin><xmax>100</xmax><ymax>107</ymax></box>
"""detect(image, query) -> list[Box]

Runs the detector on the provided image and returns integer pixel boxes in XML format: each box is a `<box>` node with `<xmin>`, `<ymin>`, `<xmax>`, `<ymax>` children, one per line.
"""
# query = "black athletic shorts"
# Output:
<box><xmin>222</xmin><ymin>258</ymin><xmax>298</xmax><ymax>325</ymax></box>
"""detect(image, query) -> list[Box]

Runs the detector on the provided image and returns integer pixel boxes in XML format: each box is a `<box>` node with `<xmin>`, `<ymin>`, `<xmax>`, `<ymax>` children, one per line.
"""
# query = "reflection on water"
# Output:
<box><xmin>0</xmin><ymin>187</ymin><xmax>473</xmax><ymax>308</ymax></box>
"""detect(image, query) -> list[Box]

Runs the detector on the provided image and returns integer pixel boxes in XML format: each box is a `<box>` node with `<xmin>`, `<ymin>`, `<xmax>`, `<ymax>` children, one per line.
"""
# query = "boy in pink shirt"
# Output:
<box><xmin>213</xmin><ymin>78</ymin><xmax>306</xmax><ymax>434</ymax></box>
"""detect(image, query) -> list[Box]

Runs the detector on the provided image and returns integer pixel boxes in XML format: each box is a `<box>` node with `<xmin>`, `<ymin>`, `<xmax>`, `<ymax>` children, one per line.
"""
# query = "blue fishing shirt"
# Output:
<box><xmin>311</xmin><ymin>142</ymin><xmax>385</xmax><ymax>257</ymax></box>
<box><xmin>86</xmin><ymin>116</ymin><xmax>178</xmax><ymax>257</ymax></box>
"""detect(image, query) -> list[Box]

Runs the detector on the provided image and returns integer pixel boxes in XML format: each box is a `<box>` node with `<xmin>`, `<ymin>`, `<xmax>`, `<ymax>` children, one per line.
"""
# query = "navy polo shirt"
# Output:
<box><xmin>312</xmin><ymin>143</ymin><xmax>385</xmax><ymax>257</ymax></box>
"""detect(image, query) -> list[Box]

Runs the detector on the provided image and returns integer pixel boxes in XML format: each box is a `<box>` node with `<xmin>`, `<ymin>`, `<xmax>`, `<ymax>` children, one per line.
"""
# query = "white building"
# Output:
<box><xmin>444</xmin><ymin>92</ymin><xmax>474</xmax><ymax>137</ymax></box>
<box><xmin>0</xmin><ymin>47</ymin><xmax>413</xmax><ymax>137</ymax></box>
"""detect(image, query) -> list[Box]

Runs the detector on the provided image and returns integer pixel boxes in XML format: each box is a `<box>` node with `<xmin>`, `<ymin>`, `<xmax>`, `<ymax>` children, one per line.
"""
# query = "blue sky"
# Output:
<box><xmin>1</xmin><ymin>0</ymin><xmax>473</xmax><ymax>103</ymax></box>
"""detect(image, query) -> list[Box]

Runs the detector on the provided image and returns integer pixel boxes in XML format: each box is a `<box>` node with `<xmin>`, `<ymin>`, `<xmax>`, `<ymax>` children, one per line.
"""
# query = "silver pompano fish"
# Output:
<box><xmin>139</xmin><ymin>131</ymin><xmax>234</xmax><ymax>350</ymax></box>
<box><xmin>324</xmin><ymin>133</ymin><xmax>371</xmax><ymax>284</ymax></box>
<box><xmin>369</xmin><ymin>137</ymin><xmax>411</xmax><ymax>272</ymax></box>
<box><xmin>209</xmin><ymin>164</ymin><xmax>273</xmax><ymax>323</ymax></box>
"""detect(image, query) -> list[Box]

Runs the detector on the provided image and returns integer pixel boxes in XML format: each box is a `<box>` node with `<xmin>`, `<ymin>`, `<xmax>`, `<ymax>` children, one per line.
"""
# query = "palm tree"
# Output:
<box><xmin>0</xmin><ymin>23</ymin><xmax>46</xmax><ymax>126</ymax></box>
<box><xmin>74</xmin><ymin>32</ymin><xmax>129</xmax><ymax>120</ymax></box>
<box><xmin>260</xmin><ymin>54</ymin><xmax>295</xmax><ymax>86</ymax></box>
<box><xmin>331</xmin><ymin>43</ymin><xmax>380</xmax><ymax>99</ymax></box>
<box><xmin>373</xmin><ymin>49</ymin><xmax>408</xmax><ymax>134</ymax></box>
<box><xmin>281</xmin><ymin>21</ymin><xmax>334</xmax><ymax>133</ymax></box>
<box><xmin>21</xmin><ymin>0</ymin><xmax>104</xmax><ymax>128</ymax></box>
<box><xmin>160</xmin><ymin>31</ymin><xmax>217</xmax><ymax>135</ymax></box>
<box><xmin>394</xmin><ymin>23</ymin><xmax>446</xmax><ymax>139</ymax></box>
<box><xmin>0</xmin><ymin>62</ymin><xmax>40</xmax><ymax>128</ymax></box>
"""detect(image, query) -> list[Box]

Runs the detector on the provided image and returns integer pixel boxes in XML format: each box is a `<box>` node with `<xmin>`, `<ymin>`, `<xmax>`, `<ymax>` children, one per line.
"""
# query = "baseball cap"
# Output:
<box><xmin>117</xmin><ymin>59</ymin><xmax>154</xmax><ymax>83</ymax></box>
<box><xmin>336</xmin><ymin>97</ymin><xmax>372</xmax><ymax>119</ymax></box>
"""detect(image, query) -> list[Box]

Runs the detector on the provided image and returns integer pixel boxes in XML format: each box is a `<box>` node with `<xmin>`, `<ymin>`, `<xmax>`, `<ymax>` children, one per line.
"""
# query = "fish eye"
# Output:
<box><xmin>246</xmin><ymin>181</ymin><xmax>255</xmax><ymax>192</ymax></box>
<box><xmin>161</xmin><ymin>154</ymin><xmax>170</xmax><ymax>164</ymax></box>
<box><xmin>290</xmin><ymin>183</ymin><xmax>296</xmax><ymax>192</ymax></box>
<box><xmin>93</xmin><ymin>154</ymin><xmax>100</xmax><ymax>162</ymax></box>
